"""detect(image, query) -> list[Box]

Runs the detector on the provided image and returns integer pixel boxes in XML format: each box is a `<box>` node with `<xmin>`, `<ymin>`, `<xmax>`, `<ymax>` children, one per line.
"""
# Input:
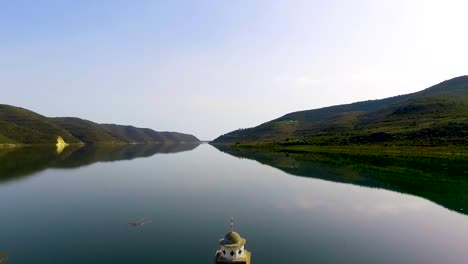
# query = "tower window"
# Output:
<box><xmin>230</xmin><ymin>251</ymin><xmax>235</xmax><ymax>256</ymax></box>
<box><xmin>222</xmin><ymin>250</ymin><xmax>226</xmax><ymax>255</ymax></box>
<box><xmin>238</xmin><ymin>249</ymin><xmax>242</xmax><ymax>254</ymax></box>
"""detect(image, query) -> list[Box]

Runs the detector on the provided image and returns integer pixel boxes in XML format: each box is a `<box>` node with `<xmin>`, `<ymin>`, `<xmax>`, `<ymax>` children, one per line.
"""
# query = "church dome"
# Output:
<box><xmin>219</xmin><ymin>231</ymin><xmax>246</xmax><ymax>247</ymax></box>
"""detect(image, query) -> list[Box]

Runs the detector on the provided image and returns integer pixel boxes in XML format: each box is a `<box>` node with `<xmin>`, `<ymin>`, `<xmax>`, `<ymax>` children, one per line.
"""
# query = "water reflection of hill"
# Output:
<box><xmin>0</xmin><ymin>143</ymin><xmax>200</xmax><ymax>182</ymax></box>
<box><xmin>213</xmin><ymin>145</ymin><xmax>468</xmax><ymax>215</ymax></box>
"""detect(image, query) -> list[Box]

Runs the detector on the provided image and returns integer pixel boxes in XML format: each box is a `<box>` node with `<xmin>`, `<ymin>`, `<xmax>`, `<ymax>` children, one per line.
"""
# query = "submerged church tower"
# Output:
<box><xmin>214</xmin><ymin>218</ymin><xmax>251</xmax><ymax>264</ymax></box>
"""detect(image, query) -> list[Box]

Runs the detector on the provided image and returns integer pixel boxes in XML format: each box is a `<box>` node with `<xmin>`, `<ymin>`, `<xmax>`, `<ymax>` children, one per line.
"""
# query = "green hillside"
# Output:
<box><xmin>101</xmin><ymin>124</ymin><xmax>199</xmax><ymax>143</ymax></box>
<box><xmin>51</xmin><ymin>118</ymin><xmax>125</xmax><ymax>143</ymax></box>
<box><xmin>0</xmin><ymin>105</ymin><xmax>81</xmax><ymax>144</ymax></box>
<box><xmin>0</xmin><ymin>105</ymin><xmax>199</xmax><ymax>145</ymax></box>
<box><xmin>213</xmin><ymin>76</ymin><xmax>468</xmax><ymax>146</ymax></box>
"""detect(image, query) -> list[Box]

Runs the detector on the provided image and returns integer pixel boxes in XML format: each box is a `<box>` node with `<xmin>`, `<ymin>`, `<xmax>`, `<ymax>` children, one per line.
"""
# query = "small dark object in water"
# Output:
<box><xmin>129</xmin><ymin>218</ymin><xmax>152</xmax><ymax>227</ymax></box>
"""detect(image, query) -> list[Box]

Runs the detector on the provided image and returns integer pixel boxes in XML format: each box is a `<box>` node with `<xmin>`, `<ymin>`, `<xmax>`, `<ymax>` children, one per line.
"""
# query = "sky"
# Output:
<box><xmin>1</xmin><ymin>0</ymin><xmax>468</xmax><ymax>140</ymax></box>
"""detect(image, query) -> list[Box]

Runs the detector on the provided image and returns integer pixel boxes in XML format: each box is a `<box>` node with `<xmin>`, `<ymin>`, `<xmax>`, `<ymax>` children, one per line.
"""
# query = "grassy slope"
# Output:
<box><xmin>230</xmin><ymin>143</ymin><xmax>468</xmax><ymax>158</ymax></box>
<box><xmin>101</xmin><ymin>124</ymin><xmax>199</xmax><ymax>143</ymax></box>
<box><xmin>0</xmin><ymin>132</ymin><xmax>15</xmax><ymax>144</ymax></box>
<box><xmin>0</xmin><ymin>105</ymin><xmax>199</xmax><ymax>145</ymax></box>
<box><xmin>157</xmin><ymin>131</ymin><xmax>200</xmax><ymax>143</ymax></box>
<box><xmin>0</xmin><ymin>105</ymin><xmax>81</xmax><ymax>144</ymax></box>
<box><xmin>51</xmin><ymin>117</ymin><xmax>125</xmax><ymax>144</ymax></box>
<box><xmin>101</xmin><ymin>124</ymin><xmax>163</xmax><ymax>143</ymax></box>
<box><xmin>213</xmin><ymin>76</ymin><xmax>468</xmax><ymax>146</ymax></box>
<box><xmin>51</xmin><ymin>119</ymin><xmax>200</xmax><ymax>144</ymax></box>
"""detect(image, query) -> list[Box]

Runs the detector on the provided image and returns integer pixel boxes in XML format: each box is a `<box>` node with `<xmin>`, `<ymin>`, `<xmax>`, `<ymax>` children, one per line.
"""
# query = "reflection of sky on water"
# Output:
<box><xmin>282</xmin><ymin>182</ymin><xmax>428</xmax><ymax>216</ymax></box>
<box><xmin>0</xmin><ymin>144</ymin><xmax>467</xmax><ymax>264</ymax></box>
<box><xmin>168</xmin><ymin>145</ymin><xmax>440</xmax><ymax>216</ymax></box>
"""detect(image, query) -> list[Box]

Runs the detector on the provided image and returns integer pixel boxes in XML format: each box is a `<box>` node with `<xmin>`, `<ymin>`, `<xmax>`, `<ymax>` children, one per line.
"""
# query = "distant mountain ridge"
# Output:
<box><xmin>213</xmin><ymin>76</ymin><xmax>468</xmax><ymax>145</ymax></box>
<box><xmin>0</xmin><ymin>105</ymin><xmax>199</xmax><ymax>144</ymax></box>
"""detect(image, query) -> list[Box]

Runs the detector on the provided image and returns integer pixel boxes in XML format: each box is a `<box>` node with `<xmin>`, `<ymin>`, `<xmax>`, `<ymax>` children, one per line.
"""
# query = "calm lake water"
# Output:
<box><xmin>0</xmin><ymin>143</ymin><xmax>467</xmax><ymax>264</ymax></box>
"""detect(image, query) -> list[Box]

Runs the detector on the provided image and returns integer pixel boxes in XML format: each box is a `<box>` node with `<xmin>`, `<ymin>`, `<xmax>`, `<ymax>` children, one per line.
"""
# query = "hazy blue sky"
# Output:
<box><xmin>1</xmin><ymin>0</ymin><xmax>467</xmax><ymax>139</ymax></box>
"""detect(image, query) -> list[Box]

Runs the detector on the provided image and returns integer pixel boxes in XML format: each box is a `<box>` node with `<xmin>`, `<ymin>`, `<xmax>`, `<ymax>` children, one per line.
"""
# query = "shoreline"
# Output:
<box><xmin>0</xmin><ymin>143</ymin><xmax>23</xmax><ymax>149</ymax></box>
<box><xmin>217</xmin><ymin>142</ymin><xmax>468</xmax><ymax>159</ymax></box>
<box><xmin>0</xmin><ymin>141</ymin><xmax>202</xmax><ymax>149</ymax></box>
